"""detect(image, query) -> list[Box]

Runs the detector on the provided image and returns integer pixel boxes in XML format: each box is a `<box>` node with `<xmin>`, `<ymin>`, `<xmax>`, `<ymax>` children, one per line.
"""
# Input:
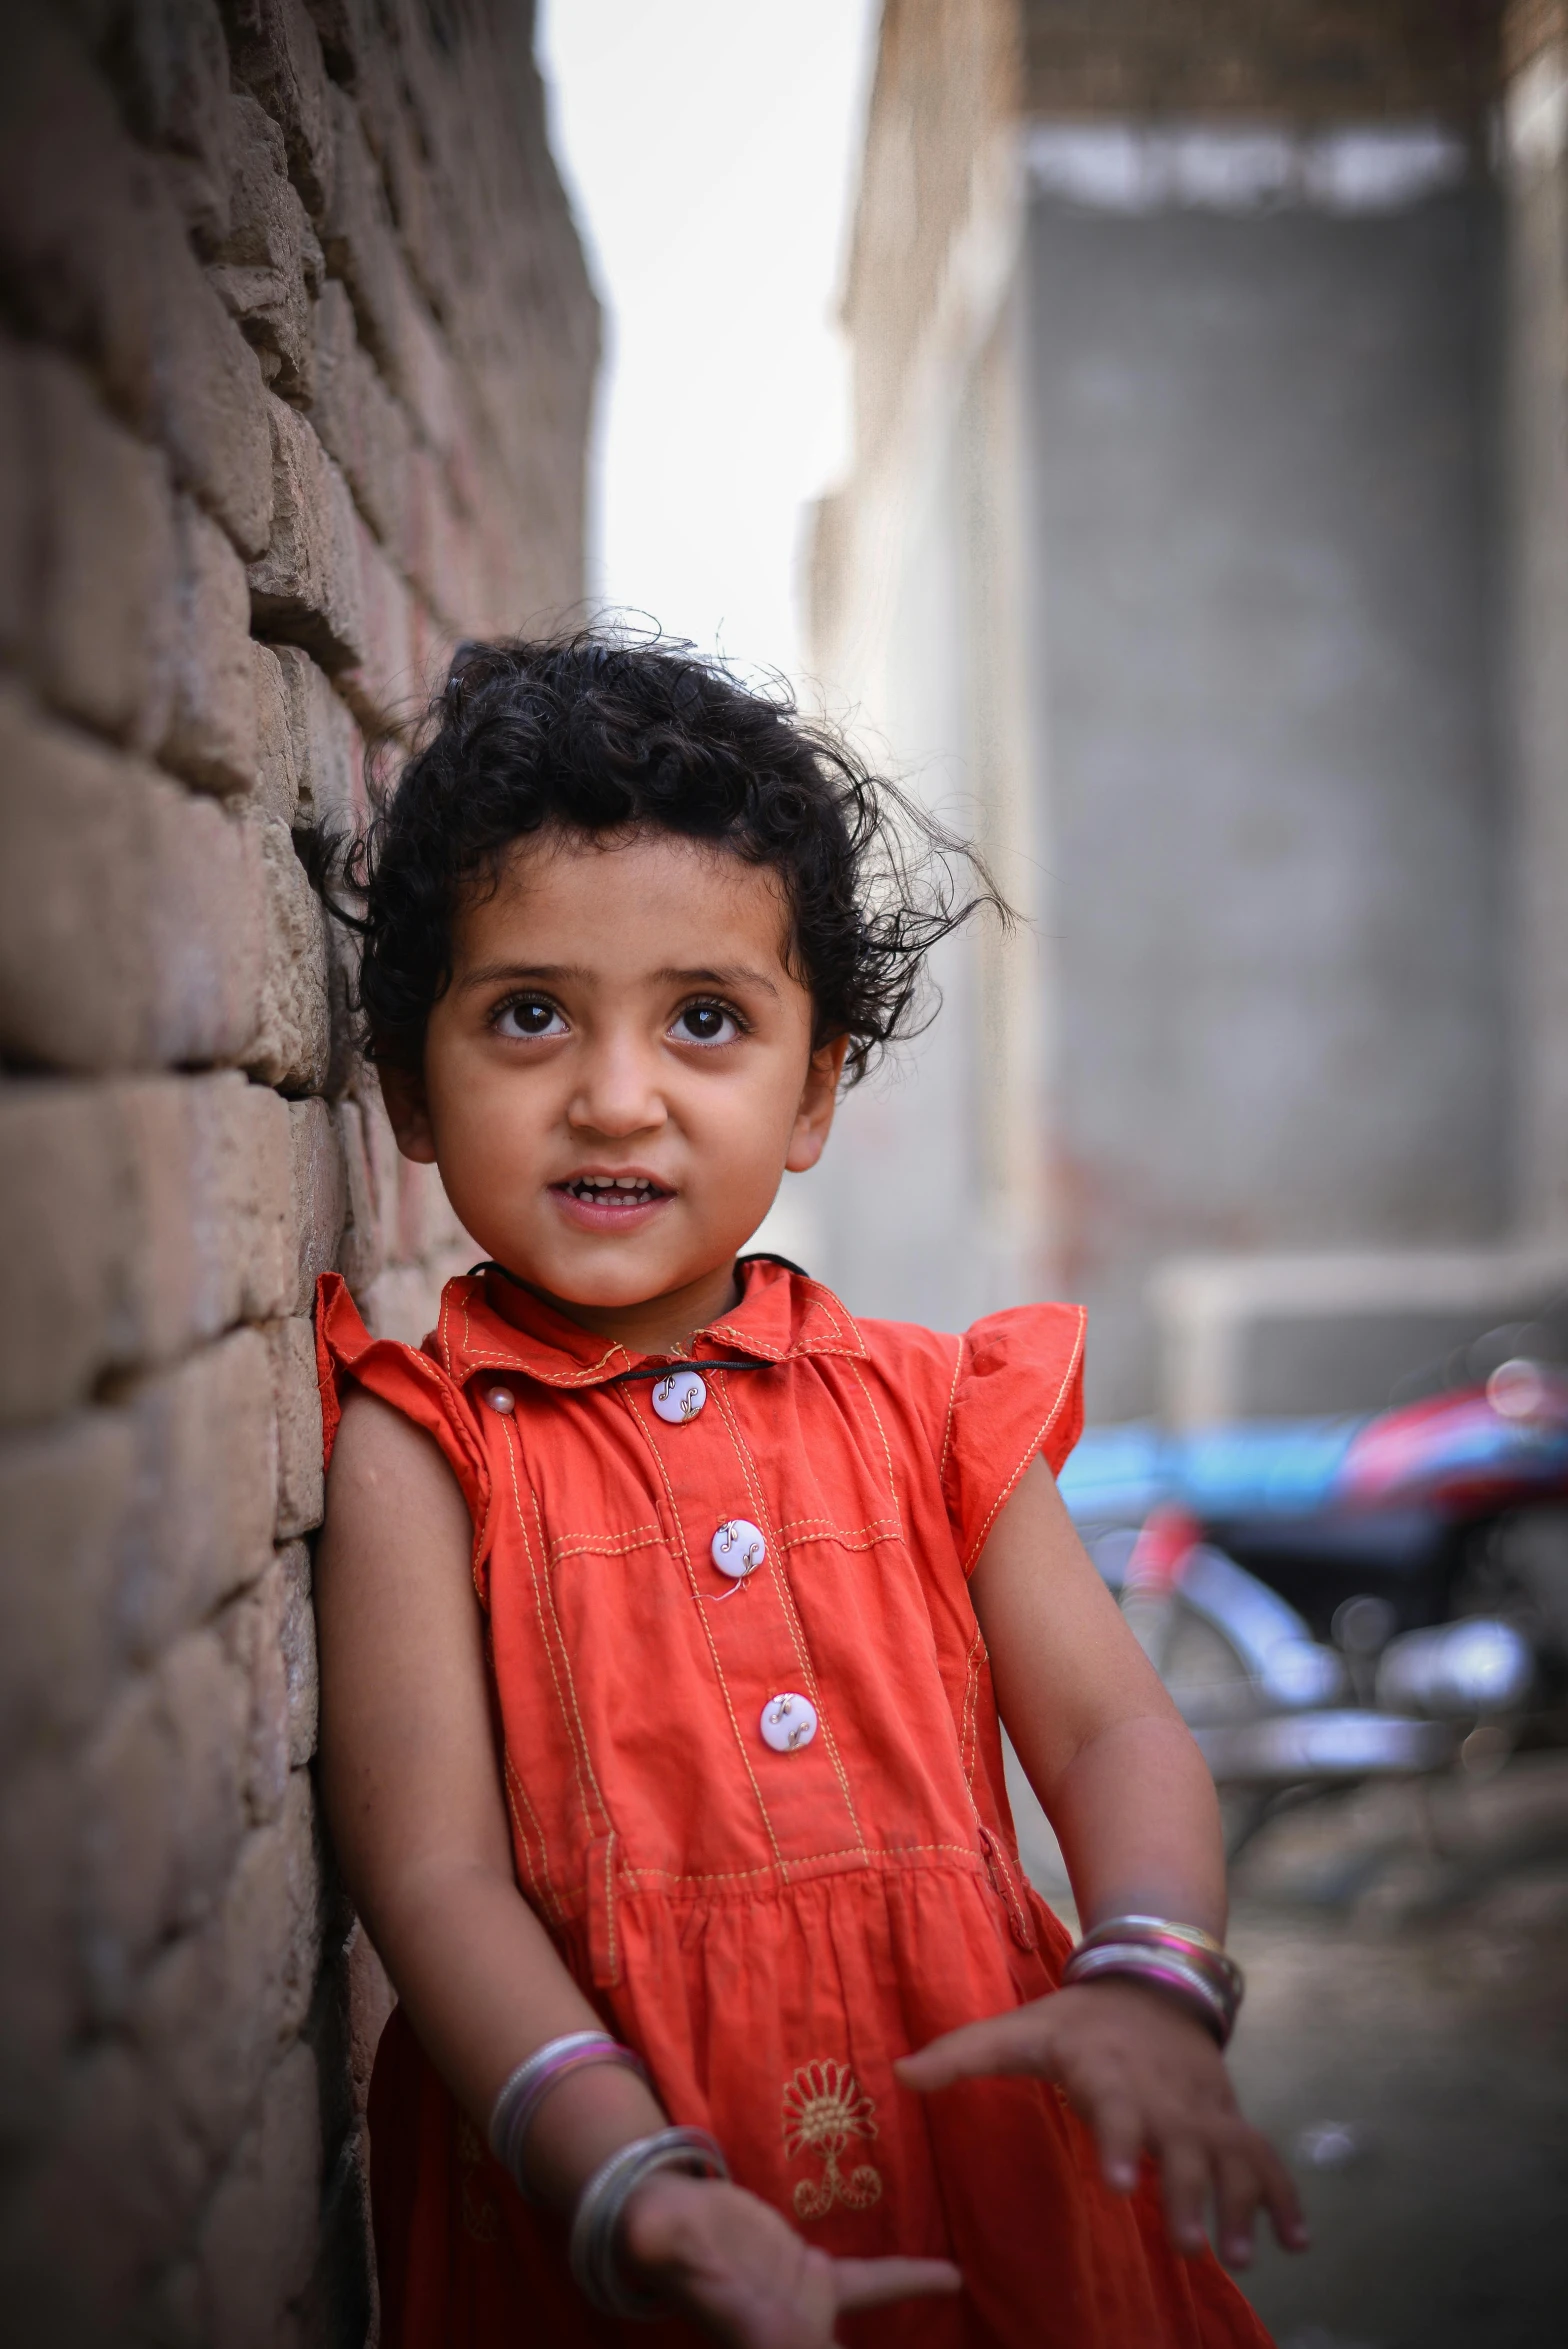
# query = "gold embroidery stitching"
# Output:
<box><xmin>782</xmin><ymin>2061</ymin><xmax>883</xmax><ymax>2218</ymax></box>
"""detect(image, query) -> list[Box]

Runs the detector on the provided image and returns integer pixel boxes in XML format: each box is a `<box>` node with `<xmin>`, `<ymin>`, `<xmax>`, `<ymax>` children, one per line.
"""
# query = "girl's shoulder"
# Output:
<box><xmin>854</xmin><ymin>1300</ymin><xmax>1088</xmax><ymax>1573</ymax></box>
<box><xmin>316</xmin><ymin>1270</ymin><xmax>497</xmax><ymax>1576</ymax></box>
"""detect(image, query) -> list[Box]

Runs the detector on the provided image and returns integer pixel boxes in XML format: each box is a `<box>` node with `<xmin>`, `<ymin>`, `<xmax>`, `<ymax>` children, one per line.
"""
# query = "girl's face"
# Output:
<box><xmin>381</xmin><ymin>826</ymin><xmax>846</xmax><ymax>1342</ymax></box>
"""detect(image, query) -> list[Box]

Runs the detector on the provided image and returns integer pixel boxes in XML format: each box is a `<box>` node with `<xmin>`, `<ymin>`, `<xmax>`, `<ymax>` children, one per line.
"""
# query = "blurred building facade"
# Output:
<box><xmin>809</xmin><ymin>0</ymin><xmax>1568</xmax><ymax>1423</ymax></box>
<box><xmin>0</xmin><ymin>1</ymin><xmax>594</xmax><ymax>2337</ymax></box>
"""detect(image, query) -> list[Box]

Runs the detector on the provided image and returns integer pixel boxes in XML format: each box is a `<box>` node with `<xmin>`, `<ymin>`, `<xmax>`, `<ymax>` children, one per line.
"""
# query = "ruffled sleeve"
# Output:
<box><xmin>315</xmin><ymin>1271</ymin><xmax>496</xmax><ymax>1586</ymax></box>
<box><xmin>940</xmin><ymin>1303</ymin><xmax>1087</xmax><ymax>1573</ymax></box>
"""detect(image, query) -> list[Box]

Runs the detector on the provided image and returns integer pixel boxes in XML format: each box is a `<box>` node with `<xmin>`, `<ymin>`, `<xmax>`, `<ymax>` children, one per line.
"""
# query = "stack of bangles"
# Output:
<box><xmin>487</xmin><ymin>2030</ymin><xmax>728</xmax><ymax>2319</ymax></box>
<box><xmin>1061</xmin><ymin>1915</ymin><xmax>1245</xmax><ymax>2046</ymax></box>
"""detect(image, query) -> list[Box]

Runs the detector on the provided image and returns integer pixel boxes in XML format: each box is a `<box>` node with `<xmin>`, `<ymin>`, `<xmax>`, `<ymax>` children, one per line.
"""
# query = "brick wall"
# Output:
<box><xmin>0</xmin><ymin>2</ymin><xmax>595</xmax><ymax>2340</ymax></box>
<box><xmin>1022</xmin><ymin>0</ymin><xmax>1503</xmax><ymax>122</ymax></box>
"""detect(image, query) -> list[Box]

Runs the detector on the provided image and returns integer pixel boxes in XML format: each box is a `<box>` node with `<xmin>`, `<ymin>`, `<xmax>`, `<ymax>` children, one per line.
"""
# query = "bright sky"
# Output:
<box><xmin>535</xmin><ymin>0</ymin><xmax>879</xmax><ymax>683</ymax></box>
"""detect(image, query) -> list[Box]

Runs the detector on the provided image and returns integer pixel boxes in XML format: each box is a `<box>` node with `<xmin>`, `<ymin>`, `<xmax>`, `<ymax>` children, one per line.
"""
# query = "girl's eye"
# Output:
<box><xmin>493</xmin><ymin>997</ymin><xmax>566</xmax><ymax>1040</ymax></box>
<box><xmin>672</xmin><ymin>1001</ymin><xmax>741</xmax><ymax>1046</ymax></box>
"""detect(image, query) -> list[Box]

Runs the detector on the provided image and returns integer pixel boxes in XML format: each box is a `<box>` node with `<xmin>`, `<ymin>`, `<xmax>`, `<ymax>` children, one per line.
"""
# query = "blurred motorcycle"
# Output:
<box><xmin>1059</xmin><ymin>1345</ymin><xmax>1568</xmax><ymax>1849</ymax></box>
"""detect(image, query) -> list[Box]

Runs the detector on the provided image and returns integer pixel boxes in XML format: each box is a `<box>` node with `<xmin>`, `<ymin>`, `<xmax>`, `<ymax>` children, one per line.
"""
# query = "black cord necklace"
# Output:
<box><xmin>468</xmin><ymin>1257</ymin><xmax>797</xmax><ymax>1383</ymax></box>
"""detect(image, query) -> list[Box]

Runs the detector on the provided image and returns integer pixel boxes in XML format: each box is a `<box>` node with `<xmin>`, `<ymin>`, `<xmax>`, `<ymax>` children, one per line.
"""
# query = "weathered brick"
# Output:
<box><xmin>221</xmin><ymin>1554</ymin><xmax>291</xmax><ymax>1821</ymax></box>
<box><xmin>114</xmin><ymin>1070</ymin><xmax>294</xmax><ymax>1365</ymax></box>
<box><xmin>0</xmin><ymin>1073</ymin><xmax>295</xmax><ymax>1426</ymax></box>
<box><xmin>131</xmin><ymin>1773</ymin><xmax>318</xmax><ymax>2171</ymax></box>
<box><xmin>0</xmin><ymin>342</ymin><xmax>26</xmax><ymax>653</ymax></box>
<box><xmin>198</xmin><ymin>2040</ymin><xmax>322</xmax><ymax>2349</ymax></box>
<box><xmin>298</xmin><ymin>658</ymin><xmax>366</xmax><ymax>825</ymax></box>
<box><xmin>246</xmin><ymin>812</ymin><xmax>331</xmax><ymax>1089</ymax></box>
<box><xmin>162</xmin><ymin>494</ymin><xmax>258</xmax><ymax>794</ymax></box>
<box><xmin>346</xmin><ymin>1921</ymin><xmax>395</xmax><ymax>2119</ymax></box>
<box><xmin>208</xmin><ymin>89</ymin><xmax>323</xmax><ymax>401</ymax></box>
<box><xmin>19</xmin><ymin>348</ymin><xmax>179</xmax><ymax>750</ymax></box>
<box><xmin>320</xmin><ymin>82</ymin><xmax>404</xmax><ymax>392</ymax></box>
<box><xmin>147</xmin><ymin>775</ymin><xmax>268</xmax><ymax>1060</ymax></box>
<box><xmin>223</xmin><ymin>0</ymin><xmax>335</xmax><ymax>221</ymax></box>
<box><xmin>120</xmin><ymin>1327</ymin><xmax>278</xmax><ymax>1656</ymax></box>
<box><xmin>0</xmin><ymin>1755</ymin><xmax>81</xmax><ymax>2152</ymax></box>
<box><xmin>160</xmin><ymin>1625</ymin><xmax>251</xmax><ymax>1928</ymax></box>
<box><xmin>0</xmin><ymin>1410</ymin><xmax>137</xmax><ymax>1765</ymax></box>
<box><xmin>80</xmin><ymin>1672</ymin><xmax>181</xmax><ymax>1999</ymax></box>
<box><xmin>276</xmin><ymin>1538</ymin><xmax>319</xmax><ymax>1765</ymax></box>
<box><xmin>0</xmin><ymin>688</ymin><xmax>266</xmax><ymax>1073</ymax></box>
<box><xmin>288</xmin><ymin>1095</ymin><xmax>348</xmax><ymax>1310</ymax></box>
<box><xmin>0</xmin><ymin>10</ymin><xmax>163</xmax><ymax>413</ymax></box>
<box><xmin>340</xmin><ymin>508</ymin><xmax>418</xmax><ymax>730</ymax></box>
<box><xmin>252</xmin><ymin>638</ymin><xmax>304</xmax><ymax>823</ymax></box>
<box><xmin>0</xmin><ymin>1082</ymin><xmax>133</xmax><ymax>1425</ymax></box>
<box><xmin>104</xmin><ymin>0</ymin><xmax>236</xmax><ymax>250</ymax></box>
<box><xmin>0</xmin><ymin>2040</ymin><xmax>209</xmax><ymax>2333</ymax></box>
<box><xmin>144</xmin><ymin>201</ymin><xmax>275</xmax><ymax>558</ymax></box>
<box><xmin>406</xmin><ymin>439</ymin><xmax>469</xmax><ymax>625</ymax></box>
<box><xmin>265</xmin><ymin>1316</ymin><xmax>324</xmax><ymax>1537</ymax></box>
<box><xmin>313</xmin><ymin>275</ymin><xmax>413</xmax><ymax>552</ymax></box>
<box><xmin>334</xmin><ymin>1092</ymin><xmax>385</xmax><ymax>1292</ymax></box>
<box><xmin>0</xmin><ymin>18</ymin><xmax>270</xmax><ymax>553</ymax></box>
<box><xmin>249</xmin><ymin>392</ymin><xmax>366</xmax><ymax>667</ymax></box>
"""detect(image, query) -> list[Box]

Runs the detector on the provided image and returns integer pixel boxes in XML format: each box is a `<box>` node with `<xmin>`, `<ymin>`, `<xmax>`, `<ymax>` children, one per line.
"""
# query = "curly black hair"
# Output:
<box><xmin>338</xmin><ymin>631</ymin><xmax>1008</xmax><ymax>1087</ymax></box>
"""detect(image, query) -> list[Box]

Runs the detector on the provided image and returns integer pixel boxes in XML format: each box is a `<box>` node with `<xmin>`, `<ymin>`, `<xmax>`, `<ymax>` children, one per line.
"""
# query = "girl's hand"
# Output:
<box><xmin>620</xmin><ymin>2170</ymin><xmax>961</xmax><ymax>2347</ymax></box>
<box><xmin>895</xmin><ymin>1981</ymin><xmax>1307</xmax><ymax>2270</ymax></box>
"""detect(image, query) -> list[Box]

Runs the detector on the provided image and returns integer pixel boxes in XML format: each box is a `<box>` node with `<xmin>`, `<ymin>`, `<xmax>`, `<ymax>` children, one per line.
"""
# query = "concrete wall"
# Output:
<box><xmin>804</xmin><ymin>0</ymin><xmax>1045</xmax><ymax>1332</ymax></box>
<box><xmin>1026</xmin><ymin>174</ymin><xmax>1508</xmax><ymax>1419</ymax></box>
<box><xmin>1504</xmin><ymin>7</ymin><xmax>1568</xmax><ymax>1237</ymax></box>
<box><xmin>0</xmin><ymin>2</ymin><xmax>595</xmax><ymax>2338</ymax></box>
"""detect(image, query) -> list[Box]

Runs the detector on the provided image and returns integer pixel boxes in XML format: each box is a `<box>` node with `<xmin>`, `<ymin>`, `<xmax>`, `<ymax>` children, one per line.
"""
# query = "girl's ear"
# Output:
<box><xmin>784</xmin><ymin>1035</ymin><xmax>849</xmax><ymax>1174</ymax></box>
<box><xmin>378</xmin><ymin>1062</ymin><xmax>439</xmax><ymax>1164</ymax></box>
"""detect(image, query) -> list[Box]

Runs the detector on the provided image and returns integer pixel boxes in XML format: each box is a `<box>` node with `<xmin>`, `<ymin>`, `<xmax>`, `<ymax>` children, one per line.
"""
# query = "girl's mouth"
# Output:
<box><xmin>550</xmin><ymin>1174</ymin><xmax>673</xmax><ymax>1230</ymax></box>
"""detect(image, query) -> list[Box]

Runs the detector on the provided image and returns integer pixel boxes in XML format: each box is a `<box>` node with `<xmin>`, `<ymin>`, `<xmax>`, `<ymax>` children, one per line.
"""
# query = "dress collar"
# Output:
<box><xmin>431</xmin><ymin>1254</ymin><xmax>867</xmax><ymax>1391</ymax></box>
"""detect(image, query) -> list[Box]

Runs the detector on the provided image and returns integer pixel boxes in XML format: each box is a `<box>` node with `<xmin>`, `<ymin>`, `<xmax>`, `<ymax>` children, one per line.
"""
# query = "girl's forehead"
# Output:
<box><xmin>457</xmin><ymin>826</ymin><xmax>795</xmax><ymax>973</ymax></box>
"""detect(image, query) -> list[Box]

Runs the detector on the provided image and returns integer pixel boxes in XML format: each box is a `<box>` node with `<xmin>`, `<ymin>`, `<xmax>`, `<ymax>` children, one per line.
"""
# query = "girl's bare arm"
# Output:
<box><xmin>316</xmin><ymin>1387</ymin><xmax>957</xmax><ymax>2340</ymax></box>
<box><xmin>968</xmin><ymin>1455</ymin><xmax>1226</xmax><ymax>1933</ymax></box>
<box><xmin>316</xmin><ymin>1387</ymin><xmax>671</xmax><ymax>2193</ymax></box>
<box><xmin>897</xmin><ymin>1456</ymin><xmax>1306</xmax><ymax>2268</ymax></box>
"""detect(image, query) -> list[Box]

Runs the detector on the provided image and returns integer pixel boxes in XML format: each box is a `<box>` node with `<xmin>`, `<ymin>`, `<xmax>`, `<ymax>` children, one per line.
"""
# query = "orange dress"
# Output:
<box><xmin>317</xmin><ymin>1256</ymin><xmax>1271</xmax><ymax>2349</ymax></box>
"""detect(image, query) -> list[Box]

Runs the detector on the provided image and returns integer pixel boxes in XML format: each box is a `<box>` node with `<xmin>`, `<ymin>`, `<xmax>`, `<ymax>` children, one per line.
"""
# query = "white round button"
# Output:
<box><xmin>651</xmin><ymin>1368</ymin><xmax>707</xmax><ymax>1425</ymax></box>
<box><xmin>760</xmin><ymin>1692</ymin><xmax>818</xmax><ymax>1752</ymax></box>
<box><xmin>711</xmin><ymin>1519</ymin><xmax>766</xmax><ymax>1579</ymax></box>
<box><xmin>484</xmin><ymin>1386</ymin><xmax>516</xmax><ymax>1414</ymax></box>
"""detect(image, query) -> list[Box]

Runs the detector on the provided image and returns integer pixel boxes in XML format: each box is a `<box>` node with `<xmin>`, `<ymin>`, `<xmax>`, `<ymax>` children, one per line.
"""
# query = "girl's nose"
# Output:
<box><xmin>565</xmin><ymin>1034</ymin><xmax>667</xmax><ymax>1138</ymax></box>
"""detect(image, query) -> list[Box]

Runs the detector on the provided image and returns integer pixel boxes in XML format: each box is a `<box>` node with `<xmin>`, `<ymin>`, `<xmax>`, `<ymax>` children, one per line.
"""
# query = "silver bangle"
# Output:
<box><xmin>1061</xmin><ymin>1914</ymin><xmax>1244</xmax><ymax>2046</ymax></box>
<box><xmin>488</xmin><ymin>2030</ymin><xmax>652</xmax><ymax>2200</ymax></box>
<box><xmin>568</xmin><ymin>2125</ymin><xmax>729</xmax><ymax>2319</ymax></box>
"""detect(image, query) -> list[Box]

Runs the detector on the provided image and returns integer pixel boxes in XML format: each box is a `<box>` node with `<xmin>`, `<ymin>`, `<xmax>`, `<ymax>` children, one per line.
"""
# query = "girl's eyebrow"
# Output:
<box><xmin>458</xmin><ymin>961</ymin><xmax>780</xmax><ymax>998</ymax></box>
<box><xmin>458</xmin><ymin>961</ymin><xmax>587</xmax><ymax>992</ymax></box>
<box><xmin>656</xmin><ymin>964</ymin><xmax>779</xmax><ymax>998</ymax></box>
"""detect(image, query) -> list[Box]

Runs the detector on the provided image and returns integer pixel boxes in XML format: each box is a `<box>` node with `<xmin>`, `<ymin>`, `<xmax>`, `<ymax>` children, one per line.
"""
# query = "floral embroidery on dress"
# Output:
<box><xmin>782</xmin><ymin>2059</ymin><xmax>883</xmax><ymax>2218</ymax></box>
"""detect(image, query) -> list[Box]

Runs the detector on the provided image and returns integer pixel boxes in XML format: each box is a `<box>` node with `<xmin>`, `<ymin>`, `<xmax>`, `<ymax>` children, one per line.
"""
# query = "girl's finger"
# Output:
<box><xmin>894</xmin><ymin>2016</ymin><xmax>1045</xmax><ymax>2091</ymax></box>
<box><xmin>1158</xmin><ymin>2132</ymin><xmax>1212</xmax><ymax>2259</ymax></box>
<box><xmin>1255</xmin><ymin>2135</ymin><xmax>1310</xmax><ymax>2253</ymax></box>
<box><xmin>1212</xmin><ymin>2143</ymin><xmax>1263</xmax><ymax>2268</ymax></box>
<box><xmin>1089</xmin><ymin>2088</ymin><xmax>1145</xmax><ymax>2196</ymax></box>
<box><xmin>832</xmin><ymin>2256</ymin><xmax>963</xmax><ymax>2311</ymax></box>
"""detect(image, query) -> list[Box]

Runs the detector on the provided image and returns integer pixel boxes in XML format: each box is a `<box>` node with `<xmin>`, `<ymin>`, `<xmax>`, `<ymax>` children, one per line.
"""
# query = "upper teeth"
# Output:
<box><xmin>571</xmin><ymin>1176</ymin><xmax>656</xmax><ymax>1195</ymax></box>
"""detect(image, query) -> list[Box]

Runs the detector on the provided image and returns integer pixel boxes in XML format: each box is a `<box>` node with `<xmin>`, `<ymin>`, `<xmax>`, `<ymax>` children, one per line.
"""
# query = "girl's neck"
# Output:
<box><xmin>497</xmin><ymin>1257</ymin><xmax>744</xmax><ymax>1359</ymax></box>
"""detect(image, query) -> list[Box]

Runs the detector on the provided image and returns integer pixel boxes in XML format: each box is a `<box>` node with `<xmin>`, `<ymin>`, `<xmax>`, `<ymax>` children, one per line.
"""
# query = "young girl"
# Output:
<box><xmin>315</xmin><ymin>636</ymin><xmax>1304</xmax><ymax>2348</ymax></box>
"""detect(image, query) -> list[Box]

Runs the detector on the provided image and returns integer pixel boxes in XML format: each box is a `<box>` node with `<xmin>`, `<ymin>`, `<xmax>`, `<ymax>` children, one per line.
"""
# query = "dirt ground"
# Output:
<box><xmin>1006</xmin><ymin>1748</ymin><xmax>1568</xmax><ymax>2349</ymax></box>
